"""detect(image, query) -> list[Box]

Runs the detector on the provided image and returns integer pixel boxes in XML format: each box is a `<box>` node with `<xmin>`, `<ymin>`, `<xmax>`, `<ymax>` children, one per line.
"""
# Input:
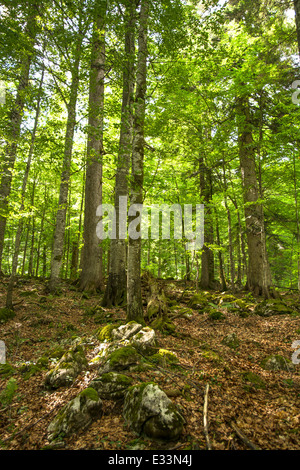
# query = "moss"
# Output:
<box><xmin>0</xmin><ymin>307</ymin><xmax>15</xmax><ymax>323</ymax></box>
<box><xmin>260</xmin><ymin>354</ymin><xmax>294</xmax><ymax>371</ymax></box>
<box><xmin>222</xmin><ymin>333</ymin><xmax>239</xmax><ymax>350</ymax></box>
<box><xmin>100</xmin><ymin>372</ymin><xmax>133</xmax><ymax>386</ymax></box>
<box><xmin>97</xmin><ymin>323</ymin><xmax>120</xmax><ymax>342</ymax></box>
<box><xmin>242</xmin><ymin>371</ymin><xmax>266</xmax><ymax>390</ymax></box>
<box><xmin>108</xmin><ymin>346</ymin><xmax>140</xmax><ymax>368</ymax></box>
<box><xmin>201</xmin><ymin>349</ymin><xmax>222</xmax><ymax>363</ymax></box>
<box><xmin>0</xmin><ymin>363</ymin><xmax>16</xmax><ymax>378</ymax></box>
<box><xmin>79</xmin><ymin>387</ymin><xmax>99</xmax><ymax>402</ymax></box>
<box><xmin>208</xmin><ymin>308</ymin><xmax>225</xmax><ymax>321</ymax></box>
<box><xmin>188</xmin><ymin>294</ymin><xmax>209</xmax><ymax>309</ymax></box>
<box><xmin>150</xmin><ymin>316</ymin><xmax>176</xmax><ymax>334</ymax></box>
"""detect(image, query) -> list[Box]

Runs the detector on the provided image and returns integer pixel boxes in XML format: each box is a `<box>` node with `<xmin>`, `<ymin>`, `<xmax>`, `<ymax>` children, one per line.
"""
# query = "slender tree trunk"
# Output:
<box><xmin>5</xmin><ymin>64</ymin><xmax>44</xmax><ymax>308</ymax></box>
<box><xmin>28</xmin><ymin>180</ymin><xmax>36</xmax><ymax>277</ymax></box>
<box><xmin>80</xmin><ymin>1</ymin><xmax>107</xmax><ymax>293</ymax></box>
<box><xmin>127</xmin><ymin>0</ymin><xmax>149</xmax><ymax>322</ymax></box>
<box><xmin>0</xmin><ymin>5</ymin><xmax>38</xmax><ymax>272</ymax></box>
<box><xmin>48</xmin><ymin>36</ymin><xmax>82</xmax><ymax>293</ymax></box>
<box><xmin>214</xmin><ymin>207</ymin><xmax>227</xmax><ymax>291</ymax></box>
<box><xmin>102</xmin><ymin>0</ymin><xmax>136</xmax><ymax>307</ymax></box>
<box><xmin>199</xmin><ymin>156</ymin><xmax>215</xmax><ymax>289</ymax></box>
<box><xmin>236</xmin><ymin>95</ymin><xmax>273</xmax><ymax>297</ymax></box>
<box><xmin>222</xmin><ymin>162</ymin><xmax>235</xmax><ymax>292</ymax></box>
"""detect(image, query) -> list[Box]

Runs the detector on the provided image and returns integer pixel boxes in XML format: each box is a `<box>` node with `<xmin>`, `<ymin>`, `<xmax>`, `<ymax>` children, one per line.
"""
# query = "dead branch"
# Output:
<box><xmin>203</xmin><ymin>383</ymin><xmax>212</xmax><ymax>450</ymax></box>
<box><xmin>230</xmin><ymin>421</ymin><xmax>261</xmax><ymax>450</ymax></box>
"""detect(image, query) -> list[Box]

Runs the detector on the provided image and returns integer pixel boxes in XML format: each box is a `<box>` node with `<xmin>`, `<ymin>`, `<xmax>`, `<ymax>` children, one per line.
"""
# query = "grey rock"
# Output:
<box><xmin>123</xmin><ymin>383</ymin><xmax>185</xmax><ymax>440</ymax></box>
<box><xmin>47</xmin><ymin>388</ymin><xmax>102</xmax><ymax>441</ymax></box>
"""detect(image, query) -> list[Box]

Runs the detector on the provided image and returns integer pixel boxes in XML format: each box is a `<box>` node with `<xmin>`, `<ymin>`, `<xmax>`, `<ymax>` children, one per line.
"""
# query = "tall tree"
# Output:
<box><xmin>79</xmin><ymin>0</ymin><xmax>107</xmax><ymax>293</ymax></box>
<box><xmin>48</xmin><ymin>4</ymin><xmax>85</xmax><ymax>293</ymax></box>
<box><xmin>102</xmin><ymin>0</ymin><xmax>136</xmax><ymax>307</ymax></box>
<box><xmin>236</xmin><ymin>95</ymin><xmax>274</xmax><ymax>297</ymax></box>
<box><xmin>0</xmin><ymin>1</ymin><xmax>38</xmax><ymax>272</ymax></box>
<box><xmin>127</xmin><ymin>0</ymin><xmax>149</xmax><ymax>322</ymax></box>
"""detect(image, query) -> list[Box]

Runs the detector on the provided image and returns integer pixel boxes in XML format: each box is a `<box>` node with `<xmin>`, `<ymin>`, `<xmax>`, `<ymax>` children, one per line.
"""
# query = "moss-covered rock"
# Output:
<box><xmin>99</xmin><ymin>345</ymin><xmax>142</xmax><ymax>374</ymax></box>
<box><xmin>260</xmin><ymin>354</ymin><xmax>294</xmax><ymax>372</ymax></box>
<box><xmin>97</xmin><ymin>323</ymin><xmax>121</xmax><ymax>342</ymax></box>
<box><xmin>90</xmin><ymin>372</ymin><xmax>134</xmax><ymax>400</ymax></box>
<box><xmin>208</xmin><ymin>308</ymin><xmax>225</xmax><ymax>321</ymax></box>
<box><xmin>47</xmin><ymin>387</ymin><xmax>102</xmax><ymax>441</ymax></box>
<box><xmin>148</xmin><ymin>349</ymin><xmax>179</xmax><ymax>367</ymax></box>
<box><xmin>222</xmin><ymin>332</ymin><xmax>240</xmax><ymax>350</ymax></box>
<box><xmin>188</xmin><ymin>294</ymin><xmax>209</xmax><ymax>310</ymax></box>
<box><xmin>123</xmin><ymin>383</ymin><xmax>185</xmax><ymax>440</ymax></box>
<box><xmin>200</xmin><ymin>349</ymin><xmax>222</xmax><ymax>363</ymax></box>
<box><xmin>254</xmin><ymin>300</ymin><xmax>296</xmax><ymax>317</ymax></box>
<box><xmin>111</xmin><ymin>322</ymin><xmax>143</xmax><ymax>342</ymax></box>
<box><xmin>129</xmin><ymin>327</ymin><xmax>156</xmax><ymax>355</ymax></box>
<box><xmin>44</xmin><ymin>344</ymin><xmax>88</xmax><ymax>389</ymax></box>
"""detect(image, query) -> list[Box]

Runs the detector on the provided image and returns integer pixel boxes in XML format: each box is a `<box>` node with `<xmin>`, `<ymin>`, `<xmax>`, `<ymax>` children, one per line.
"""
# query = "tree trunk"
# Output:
<box><xmin>236</xmin><ymin>95</ymin><xmax>273</xmax><ymax>297</ymax></box>
<box><xmin>5</xmin><ymin>63</ymin><xmax>44</xmax><ymax>308</ymax></box>
<box><xmin>79</xmin><ymin>1</ymin><xmax>107</xmax><ymax>293</ymax></box>
<box><xmin>127</xmin><ymin>0</ymin><xmax>149</xmax><ymax>322</ymax></box>
<box><xmin>48</xmin><ymin>36</ymin><xmax>82</xmax><ymax>293</ymax></box>
<box><xmin>199</xmin><ymin>156</ymin><xmax>215</xmax><ymax>289</ymax></box>
<box><xmin>0</xmin><ymin>4</ymin><xmax>38</xmax><ymax>272</ymax></box>
<box><xmin>222</xmin><ymin>161</ymin><xmax>235</xmax><ymax>291</ymax></box>
<box><xmin>102</xmin><ymin>0</ymin><xmax>136</xmax><ymax>307</ymax></box>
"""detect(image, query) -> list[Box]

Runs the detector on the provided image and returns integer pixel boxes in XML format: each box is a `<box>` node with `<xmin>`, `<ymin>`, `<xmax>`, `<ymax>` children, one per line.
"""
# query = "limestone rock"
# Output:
<box><xmin>123</xmin><ymin>382</ymin><xmax>185</xmax><ymax>440</ymax></box>
<box><xmin>47</xmin><ymin>388</ymin><xmax>102</xmax><ymax>441</ymax></box>
<box><xmin>254</xmin><ymin>299</ymin><xmax>296</xmax><ymax>317</ymax></box>
<box><xmin>45</xmin><ymin>344</ymin><xmax>87</xmax><ymax>389</ymax></box>
<box><xmin>89</xmin><ymin>372</ymin><xmax>133</xmax><ymax>399</ymax></box>
<box><xmin>260</xmin><ymin>354</ymin><xmax>294</xmax><ymax>372</ymax></box>
<box><xmin>111</xmin><ymin>322</ymin><xmax>143</xmax><ymax>341</ymax></box>
<box><xmin>130</xmin><ymin>327</ymin><xmax>156</xmax><ymax>355</ymax></box>
<box><xmin>222</xmin><ymin>332</ymin><xmax>239</xmax><ymax>350</ymax></box>
<box><xmin>99</xmin><ymin>345</ymin><xmax>142</xmax><ymax>374</ymax></box>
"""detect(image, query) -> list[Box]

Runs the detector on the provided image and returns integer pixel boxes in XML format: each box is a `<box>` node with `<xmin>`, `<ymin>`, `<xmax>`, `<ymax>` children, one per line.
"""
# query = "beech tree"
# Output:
<box><xmin>79</xmin><ymin>0</ymin><xmax>107</xmax><ymax>293</ymax></box>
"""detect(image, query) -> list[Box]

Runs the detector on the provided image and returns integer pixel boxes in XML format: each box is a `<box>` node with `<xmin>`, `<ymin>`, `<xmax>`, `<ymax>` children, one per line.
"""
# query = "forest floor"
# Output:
<box><xmin>0</xmin><ymin>276</ymin><xmax>299</xmax><ymax>451</ymax></box>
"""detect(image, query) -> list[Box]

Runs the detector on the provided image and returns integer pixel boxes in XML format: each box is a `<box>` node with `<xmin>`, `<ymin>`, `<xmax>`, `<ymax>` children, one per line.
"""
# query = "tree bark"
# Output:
<box><xmin>79</xmin><ymin>1</ymin><xmax>107</xmax><ymax>293</ymax></box>
<box><xmin>127</xmin><ymin>0</ymin><xmax>149</xmax><ymax>322</ymax></box>
<box><xmin>102</xmin><ymin>0</ymin><xmax>136</xmax><ymax>307</ymax></box>
<box><xmin>5</xmin><ymin>63</ymin><xmax>44</xmax><ymax>308</ymax></box>
<box><xmin>199</xmin><ymin>156</ymin><xmax>215</xmax><ymax>289</ymax></box>
<box><xmin>48</xmin><ymin>35</ymin><xmax>82</xmax><ymax>293</ymax></box>
<box><xmin>0</xmin><ymin>3</ymin><xmax>38</xmax><ymax>272</ymax></box>
<box><xmin>236</xmin><ymin>95</ymin><xmax>273</xmax><ymax>297</ymax></box>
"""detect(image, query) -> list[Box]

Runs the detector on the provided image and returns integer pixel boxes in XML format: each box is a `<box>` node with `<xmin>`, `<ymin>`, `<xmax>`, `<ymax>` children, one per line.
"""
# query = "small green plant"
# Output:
<box><xmin>0</xmin><ymin>378</ymin><xmax>18</xmax><ymax>408</ymax></box>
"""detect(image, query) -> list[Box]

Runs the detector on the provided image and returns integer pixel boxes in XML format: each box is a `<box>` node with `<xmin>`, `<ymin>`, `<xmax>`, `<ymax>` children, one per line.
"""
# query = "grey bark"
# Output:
<box><xmin>48</xmin><ymin>35</ymin><xmax>83</xmax><ymax>293</ymax></box>
<box><xmin>0</xmin><ymin>4</ymin><xmax>38</xmax><ymax>272</ymax></box>
<box><xmin>5</xmin><ymin>64</ymin><xmax>44</xmax><ymax>308</ymax></box>
<box><xmin>127</xmin><ymin>0</ymin><xmax>149</xmax><ymax>322</ymax></box>
<box><xmin>236</xmin><ymin>95</ymin><xmax>273</xmax><ymax>297</ymax></box>
<box><xmin>79</xmin><ymin>2</ymin><xmax>107</xmax><ymax>293</ymax></box>
<box><xmin>102</xmin><ymin>1</ymin><xmax>136</xmax><ymax>307</ymax></box>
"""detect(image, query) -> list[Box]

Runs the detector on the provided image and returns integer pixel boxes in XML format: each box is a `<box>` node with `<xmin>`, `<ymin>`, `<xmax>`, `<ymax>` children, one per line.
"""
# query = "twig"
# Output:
<box><xmin>203</xmin><ymin>383</ymin><xmax>212</xmax><ymax>450</ymax></box>
<box><xmin>230</xmin><ymin>421</ymin><xmax>261</xmax><ymax>450</ymax></box>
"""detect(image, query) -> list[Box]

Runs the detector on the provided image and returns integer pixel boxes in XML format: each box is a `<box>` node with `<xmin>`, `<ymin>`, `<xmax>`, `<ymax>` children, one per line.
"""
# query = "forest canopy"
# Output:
<box><xmin>0</xmin><ymin>0</ymin><xmax>299</xmax><ymax>311</ymax></box>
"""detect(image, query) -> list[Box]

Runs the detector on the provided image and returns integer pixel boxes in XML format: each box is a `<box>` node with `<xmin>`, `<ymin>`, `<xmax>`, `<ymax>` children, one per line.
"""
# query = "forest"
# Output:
<box><xmin>0</xmin><ymin>0</ymin><xmax>299</xmax><ymax>454</ymax></box>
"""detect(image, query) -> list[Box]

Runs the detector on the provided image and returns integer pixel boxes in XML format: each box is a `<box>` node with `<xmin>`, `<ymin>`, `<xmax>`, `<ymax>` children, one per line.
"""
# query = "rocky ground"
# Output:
<box><xmin>0</xmin><ymin>276</ymin><xmax>299</xmax><ymax>451</ymax></box>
